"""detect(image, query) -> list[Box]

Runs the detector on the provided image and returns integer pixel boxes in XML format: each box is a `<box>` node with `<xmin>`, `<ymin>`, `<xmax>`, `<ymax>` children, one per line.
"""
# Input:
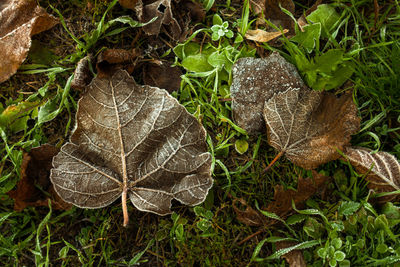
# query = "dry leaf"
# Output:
<box><xmin>118</xmin><ymin>0</ymin><xmax>139</xmax><ymax>10</ymax></box>
<box><xmin>276</xmin><ymin>241</ymin><xmax>307</xmax><ymax>267</ymax></box>
<box><xmin>143</xmin><ymin>61</ymin><xmax>182</xmax><ymax>93</ymax></box>
<box><xmin>263</xmin><ymin>89</ymin><xmax>360</xmax><ymax>169</ymax></box>
<box><xmin>266</xmin><ymin>172</ymin><xmax>330</xmax><ymax>217</ymax></box>
<box><xmin>265</xmin><ymin>0</ymin><xmax>295</xmax><ymax>34</ymax></box>
<box><xmin>96</xmin><ymin>48</ymin><xmax>139</xmax><ymax>78</ymax></box>
<box><xmin>0</xmin><ymin>0</ymin><xmax>58</xmax><ymax>83</ymax></box>
<box><xmin>245</xmin><ymin>29</ymin><xmax>288</xmax><ymax>42</ymax></box>
<box><xmin>71</xmin><ymin>55</ymin><xmax>93</xmax><ymax>90</ymax></box>
<box><xmin>50</xmin><ymin>69</ymin><xmax>213</xmax><ymax>226</ymax></box>
<box><xmin>250</xmin><ymin>0</ymin><xmax>265</xmax><ymax>15</ymax></box>
<box><xmin>345</xmin><ymin>147</ymin><xmax>400</xmax><ymax>202</ymax></box>
<box><xmin>232</xmin><ymin>198</ymin><xmax>267</xmax><ymax>226</ymax></box>
<box><xmin>8</xmin><ymin>144</ymin><xmax>72</xmax><ymax>211</ymax></box>
<box><xmin>231</xmin><ymin>52</ymin><xmax>308</xmax><ymax>135</ymax></box>
<box><xmin>181</xmin><ymin>0</ymin><xmax>205</xmax><ymax>23</ymax></box>
<box><xmin>233</xmin><ymin>172</ymin><xmax>329</xmax><ymax>228</ymax></box>
<box><xmin>138</xmin><ymin>0</ymin><xmax>181</xmax><ymax>39</ymax></box>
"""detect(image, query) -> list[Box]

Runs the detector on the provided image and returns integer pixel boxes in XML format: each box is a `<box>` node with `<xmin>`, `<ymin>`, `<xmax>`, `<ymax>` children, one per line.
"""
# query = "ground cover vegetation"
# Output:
<box><xmin>0</xmin><ymin>0</ymin><xmax>400</xmax><ymax>266</ymax></box>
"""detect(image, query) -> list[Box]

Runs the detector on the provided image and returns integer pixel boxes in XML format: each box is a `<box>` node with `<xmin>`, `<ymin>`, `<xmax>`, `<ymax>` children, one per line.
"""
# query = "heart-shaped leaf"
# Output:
<box><xmin>263</xmin><ymin>88</ymin><xmax>359</xmax><ymax>169</ymax></box>
<box><xmin>345</xmin><ymin>147</ymin><xmax>400</xmax><ymax>201</ymax></box>
<box><xmin>50</xmin><ymin>70</ymin><xmax>213</xmax><ymax>226</ymax></box>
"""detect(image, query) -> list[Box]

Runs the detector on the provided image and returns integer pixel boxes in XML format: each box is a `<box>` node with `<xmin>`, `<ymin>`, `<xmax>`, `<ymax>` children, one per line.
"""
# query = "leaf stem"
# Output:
<box><xmin>263</xmin><ymin>151</ymin><xmax>284</xmax><ymax>172</ymax></box>
<box><xmin>122</xmin><ymin>186</ymin><xmax>129</xmax><ymax>227</ymax></box>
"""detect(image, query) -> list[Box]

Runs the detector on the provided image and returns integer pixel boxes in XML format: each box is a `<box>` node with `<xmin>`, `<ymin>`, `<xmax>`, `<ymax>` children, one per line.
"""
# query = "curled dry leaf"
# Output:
<box><xmin>50</xmin><ymin>70</ymin><xmax>213</xmax><ymax>226</ymax></box>
<box><xmin>96</xmin><ymin>48</ymin><xmax>139</xmax><ymax>78</ymax></box>
<box><xmin>231</xmin><ymin>52</ymin><xmax>308</xmax><ymax>135</ymax></box>
<box><xmin>245</xmin><ymin>29</ymin><xmax>289</xmax><ymax>43</ymax></box>
<box><xmin>137</xmin><ymin>0</ymin><xmax>181</xmax><ymax>39</ymax></box>
<box><xmin>263</xmin><ymin>89</ymin><xmax>360</xmax><ymax>169</ymax></box>
<box><xmin>345</xmin><ymin>147</ymin><xmax>400</xmax><ymax>202</ymax></box>
<box><xmin>8</xmin><ymin>144</ymin><xmax>72</xmax><ymax>211</ymax></box>
<box><xmin>0</xmin><ymin>0</ymin><xmax>58</xmax><ymax>83</ymax></box>
<box><xmin>71</xmin><ymin>55</ymin><xmax>93</xmax><ymax>90</ymax></box>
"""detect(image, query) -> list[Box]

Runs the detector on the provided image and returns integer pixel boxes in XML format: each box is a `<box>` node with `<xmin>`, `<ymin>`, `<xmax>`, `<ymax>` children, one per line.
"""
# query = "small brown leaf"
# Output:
<box><xmin>0</xmin><ymin>0</ymin><xmax>58</xmax><ymax>83</ymax></box>
<box><xmin>232</xmin><ymin>198</ymin><xmax>267</xmax><ymax>226</ymax></box>
<box><xmin>276</xmin><ymin>241</ymin><xmax>307</xmax><ymax>267</ymax></box>
<box><xmin>138</xmin><ymin>0</ymin><xmax>181</xmax><ymax>39</ymax></box>
<box><xmin>264</xmin><ymin>89</ymin><xmax>360</xmax><ymax>169</ymax></box>
<box><xmin>245</xmin><ymin>29</ymin><xmax>288</xmax><ymax>43</ymax></box>
<box><xmin>181</xmin><ymin>0</ymin><xmax>205</xmax><ymax>23</ymax></box>
<box><xmin>143</xmin><ymin>61</ymin><xmax>182</xmax><ymax>93</ymax></box>
<box><xmin>50</xmin><ymin>69</ymin><xmax>213</xmax><ymax>226</ymax></box>
<box><xmin>231</xmin><ymin>52</ymin><xmax>308</xmax><ymax>135</ymax></box>
<box><xmin>345</xmin><ymin>147</ymin><xmax>400</xmax><ymax>202</ymax></box>
<box><xmin>8</xmin><ymin>144</ymin><xmax>72</xmax><ymax>211</ymax></box>
<box><xmin>266</xmin><ymin>172</ymin><xmax>330</xmax><ymax>217</ymax></box>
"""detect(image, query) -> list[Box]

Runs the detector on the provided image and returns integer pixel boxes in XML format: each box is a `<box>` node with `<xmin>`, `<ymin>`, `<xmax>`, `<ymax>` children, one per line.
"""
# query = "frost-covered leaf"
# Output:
<box><xmin>137</xmin><ymin>0</ymin><xmax>181</xmax><ymax>39</ymax></box>
<box><xmin>0</xmin><ymin>0</ymin><xmax>58</xmax><ymax>83</ymax></box>
<box><xmin>231</xmin><ymin>52</ymin><xmax>308</xmax><ymax>135</ymax></box>
<box><xmin>50</xmin><ymin>70</ymin><xmax>213</xmax><ymax>226</ymax></box>
<box><xmin>345</xmin><ymin>147</ymin><xmax>400</xmax><ymax>201</ymax></box>
<box><xmin>263</xmin><ymin>89</ymin><xmax>359</xmax><ymax>169</ymax></box>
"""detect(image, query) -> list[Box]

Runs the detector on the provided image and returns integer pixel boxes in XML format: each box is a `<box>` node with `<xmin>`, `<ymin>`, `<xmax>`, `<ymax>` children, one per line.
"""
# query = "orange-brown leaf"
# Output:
<box><xmin>0</xmin><ymin>0</ymin><xmax>58</xmax><ymax>83</ymax></box>
<box><xmin>264</xmin><ymin>89</ymin><xmax>360</xmax><ymax>169</ymax></box>
<box><xmin>232</xmin><ymin>198</ymin><xmax>267</xmax><ymax>226</ymax></box>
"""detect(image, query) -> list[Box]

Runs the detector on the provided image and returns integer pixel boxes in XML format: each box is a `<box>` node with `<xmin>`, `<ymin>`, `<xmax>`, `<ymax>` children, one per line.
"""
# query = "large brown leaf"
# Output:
<box><xmin>231</xmin><ymin>52</ymin><xmax>308</xmax><ymax>135</ymax></box>
<box><xmin>0</xmin><ymin>0</ymin><xmax>58</xmax><ymax>83</ymax></box>
<box><xmin>345</xmin><ymin>147</ymin><xmax>400</xmax><ymax>201</ymax></box>
<box><xmin>263</xmin><ymin>88</ymin><xmax>360</xmax><ymax>169</ymax></box>
<box><xmin>50</xmin><ymin>69</ymin><xmax>213</xmax><ymax>226</ymax></box>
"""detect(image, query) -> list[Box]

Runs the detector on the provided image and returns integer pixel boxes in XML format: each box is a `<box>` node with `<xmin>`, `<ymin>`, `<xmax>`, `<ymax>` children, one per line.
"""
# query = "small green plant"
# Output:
<box><xmin>210</xmin><ymin>15</ymin><xmax>234</xmax><ymax>41</ymax></box>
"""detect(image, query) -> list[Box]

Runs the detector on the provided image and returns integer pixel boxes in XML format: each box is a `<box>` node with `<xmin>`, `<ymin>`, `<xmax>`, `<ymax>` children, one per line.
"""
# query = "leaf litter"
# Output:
<box><xmin>50</xmin><ymin>69</ymin><xmax>213</xmax><ymax>226</ymax></box>
<box><xmin>0</xmin><ymin>0</ymin><xmax>58</xmax><ymax>83</ymax></box>
<box><xmin>8</xmin><ymin>144</ymin><xmax>72</xmax><ymax>211</ymax></box>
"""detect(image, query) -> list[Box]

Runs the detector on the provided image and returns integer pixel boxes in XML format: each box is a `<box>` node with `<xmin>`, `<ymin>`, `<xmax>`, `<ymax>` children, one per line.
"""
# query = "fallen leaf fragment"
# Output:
<box><xmin>8</xmin><ymin>144</ymin><xmax>72</xmax><ymax>211</ymax></box>
<box><xmin>0</xmin><ymin>0</ymin><xmax>58</xmax><ymax>83</ymax></box>
<box><xmin>245</xmin><ymin>29</ymin><xmax>288</xmax><ymax>42</ymax></box>
<box><xmin>71</xmin><ymin>55</ymin><xmax>93</xmax><ymax>90</ymax></box>
<box><xmin>276</xmin><ymin>241</ymin><xmax>307</xmax><ymax>267</ymax></box>
<box><xmin>266</xmin><ymin>172</ymin><xmax>330</xmax><ymax>217</ymax></box>
<box><xmin>263</xmin><ymin>89</ymin><xmax>360</xmax><ymax>169</ymax></box>
<box><xmin>345</xmin><ymin>147</ymin><xmax>400</xmax><ymax>202</ymax></box>
<box><xmin>232</xmin><ymin>198</ymin><xmax>267</xmax><ymax>226</ymax></box>
<box><xmin>138</xmin><ymin>0</ymin><xmax>181</xmax><ymax>39</ymax></box>
<box><xmin>143</xmin><ymin>61</ymin><xmax>182</xmax><ymax>93</ymax></box>
<box><xmin>50</xmin><ymin>69</ymin><xmax>213</xmax><ymax>226</ymax></box>
<box><xmin>231</xmin><ymin>52</ymin><xmax>308</xmax><ymax>135</ymax></box>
